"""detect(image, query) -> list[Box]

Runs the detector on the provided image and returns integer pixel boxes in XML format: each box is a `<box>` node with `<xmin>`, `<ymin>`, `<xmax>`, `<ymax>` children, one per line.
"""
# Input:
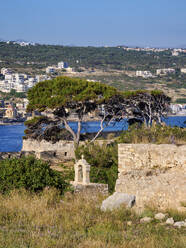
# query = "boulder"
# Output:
<box><xmin>173</xmin><ymin>221</ymin><xmax>186</xmax><ymax>228</ymax></box>
<box><xmin>154</xmin><ymin>213</ymin><xmax>166</xmax><ymax>220</ymax></box>
<box><xmin>166</xmin><ymin>217</ymin><xmax>174</xmax><ymax>225</ymax></box>
<box><xmin>101</xmin><ymin>192</ymin><xmax>135</xmax><ymax>211</ymax></box>
<box><xmin>140</xmin><ymin>217</ymin><xmax>153</xmax><ymax>223</ymax></box>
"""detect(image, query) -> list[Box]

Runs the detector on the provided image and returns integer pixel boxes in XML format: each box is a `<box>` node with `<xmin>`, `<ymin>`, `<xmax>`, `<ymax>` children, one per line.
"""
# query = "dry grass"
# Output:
<box><xmin>0</xmin><ymin>189</ymin><xmax>185</xmax><ymax>248</ymax></box>
<box><xmin>181</xmin><ymin>201</ymin><xmax>186</xmax><ymax>208</ymax></box>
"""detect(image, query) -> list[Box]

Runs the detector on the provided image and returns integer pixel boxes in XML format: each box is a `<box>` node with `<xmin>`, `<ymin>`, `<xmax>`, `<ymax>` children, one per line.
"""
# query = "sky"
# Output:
<box><xmin>0</xmin><ymin>0</ymin><xmax>186</xmax><ymax>47</ymax></box>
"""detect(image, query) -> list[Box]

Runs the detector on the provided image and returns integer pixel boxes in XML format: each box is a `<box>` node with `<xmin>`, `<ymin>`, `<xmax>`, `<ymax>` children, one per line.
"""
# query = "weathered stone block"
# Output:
<box><xmin>101</xmin><ymin>192</ymin><xmax>136</xmax><ymax>211</ymax></box>
<box><xmin>71</xmin><ymin>182</ymin><xmax>108</xmax><ymax>195</ymax></box>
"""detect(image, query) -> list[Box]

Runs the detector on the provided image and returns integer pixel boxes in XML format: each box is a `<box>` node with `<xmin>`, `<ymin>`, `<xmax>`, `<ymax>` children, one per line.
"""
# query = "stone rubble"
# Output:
<box><xmin>166</xmin><ymin>217</ymin><xmax>174</xmax><ymax>225</ymax></box>
<box><xmin>173</xmin><ymin>221</ymin><xmax>186</xmax><ymax>228</ymax></box>
<box><xmin>138</xmin><ymin>214</ymin><xmax>186</xmax><ymax>228</ymax></box>
<box><xmin>154</xmin><ymin>213</ymin><xmax>166</xmax><ymax>220</ymax></box>
<box><xmin>140</xmin><ymin>217</ymin><xmax>153</xmax><ymax>223</ymax></box>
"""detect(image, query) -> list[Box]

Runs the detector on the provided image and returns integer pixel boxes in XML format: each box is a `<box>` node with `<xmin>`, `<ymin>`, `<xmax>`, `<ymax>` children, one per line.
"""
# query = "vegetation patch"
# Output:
<box><xmin>118</xmin><ymin>124</ymin><xmax>186</xmax><ymax>144</ymax></box>
<box><xmin>0</xmin><ymin>156</ymin><xmax>69</xmax><ymax>194</ymax></box>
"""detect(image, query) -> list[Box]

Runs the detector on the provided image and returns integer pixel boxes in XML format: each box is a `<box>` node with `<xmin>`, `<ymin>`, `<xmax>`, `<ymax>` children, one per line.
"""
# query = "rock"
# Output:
<box><xmin>166</xmin><ymin>217</ymin><xmax>174</xmax><ymax>225</ymax></box>
<box><xmin>101</xmin><ymin>192</ymin><xmax>136</xmax><ymax>211</ymax></box>
<box><xmin>140</xmin><ymin>217</ymin><xmax>153</xmax><ymax>223</ymax></box>
<box><xmin>173</xmin><ymin>221</ymin><xmax>185</xmax><ymax>228</ymax></box>
<box><xmin>154</xmin><ymin>213</ymin><xmax>166</xmax><ymax>220</ymax></box>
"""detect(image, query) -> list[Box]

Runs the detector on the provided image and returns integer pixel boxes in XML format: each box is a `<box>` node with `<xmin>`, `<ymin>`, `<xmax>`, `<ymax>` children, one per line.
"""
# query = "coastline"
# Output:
<box><xmin>167</xmin><ymin>113</ymin><xmax>186</xmax><ymax>117</ymax></box>
<box><xmin>0</xmin><ymin>116</ymin><xmax>185</xmax><ymax>153</ymax></box>
<box><xmin>0</xmin><ymin>115</ymin><xmax>186</xmax><ymax>126</ymax></box>
<box><xmin>0</xmin><ymin>122</ymin><xmax>25</xmax><ymax>126</ymax></box>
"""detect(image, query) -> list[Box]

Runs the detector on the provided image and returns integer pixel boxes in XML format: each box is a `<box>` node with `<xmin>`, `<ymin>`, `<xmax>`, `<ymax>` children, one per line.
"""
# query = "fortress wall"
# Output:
<box><xmin>22</xmin><ymin>139</ymin><xmax>75</xmax><ymax>161</ymax></box>
<box><xmin>116</xmin><ymin>144</ymin><xmax>186</xmax><ymax>210</ymax></box>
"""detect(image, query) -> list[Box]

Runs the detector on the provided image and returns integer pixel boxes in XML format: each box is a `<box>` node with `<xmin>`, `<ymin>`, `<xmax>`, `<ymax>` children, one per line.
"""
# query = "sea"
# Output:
<box><xmin>0</xmin><ymin>116</ymin><xmax>186</xmax><ymax>152</ymax></box>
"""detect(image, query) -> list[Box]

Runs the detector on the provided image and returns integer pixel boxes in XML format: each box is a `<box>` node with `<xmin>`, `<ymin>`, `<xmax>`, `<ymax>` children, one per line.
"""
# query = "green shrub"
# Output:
<box><xmin>75</xmin><ymin>142</ymin><xmax>118</xmax><ymax>193</ymax></box>
<box><xmin>175</xmin><ymin>98</ymin><xmax>186</xmax><ymax>104</ymax></box>
<box><xmin>117</xmin><ymin>124</ymin><xmax>186</xmax><ymax>144</ymax></box>
<box><xmin>0</xmin><ymin>156</ymin><xmax>69</xmax><ymax>194</ymax></box>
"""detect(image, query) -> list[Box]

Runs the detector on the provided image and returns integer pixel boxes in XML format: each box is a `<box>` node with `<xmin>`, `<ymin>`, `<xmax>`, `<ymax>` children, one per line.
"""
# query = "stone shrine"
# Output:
<box><xmin>70</xmin><ymin>155</ymin><xmax>108</xmax><ymax>194</ymax></box>
<box><xmin>74</xmin><ymin>155</ymin><xmax>90</xmax><ymax>185</ymax></box>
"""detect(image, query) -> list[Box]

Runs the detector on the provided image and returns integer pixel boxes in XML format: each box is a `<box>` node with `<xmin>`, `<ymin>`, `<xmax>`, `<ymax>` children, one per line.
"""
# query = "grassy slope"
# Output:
<box><xmin>0</xmin><ymin>189</ymin><xmax>185</xmax><ymax>248</ymax></box>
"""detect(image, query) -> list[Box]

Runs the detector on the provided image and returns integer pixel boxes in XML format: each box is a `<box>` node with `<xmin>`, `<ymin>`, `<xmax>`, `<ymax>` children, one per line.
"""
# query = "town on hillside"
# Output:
<box><xmin>0</xmin><ymin>43</ymin><xmax>186</xmax><ymax>123</ymax></box>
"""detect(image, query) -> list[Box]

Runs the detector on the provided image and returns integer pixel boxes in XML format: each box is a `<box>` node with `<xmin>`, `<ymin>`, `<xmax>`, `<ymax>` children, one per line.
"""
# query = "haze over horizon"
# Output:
<box><xmin>1</xmin><ymin>0</ymin><xmax>186</xmax><ymax>48</ymax></box>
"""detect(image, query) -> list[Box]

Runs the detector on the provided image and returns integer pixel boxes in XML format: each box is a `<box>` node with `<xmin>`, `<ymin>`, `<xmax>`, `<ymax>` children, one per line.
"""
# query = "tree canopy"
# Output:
<box><xmin>27</xmin><ymin>76</ymin><xmax>119</xmax><ymax>112</ymax></box>
<box><xmin>25</xmin><ymin>76</ymin><xmax>171</xmax><ymax>147</ymax></box>
<box><xmin>26</xmin><ymin>76</ymin><xmax>123</xmax><ymax>146</ymax></box>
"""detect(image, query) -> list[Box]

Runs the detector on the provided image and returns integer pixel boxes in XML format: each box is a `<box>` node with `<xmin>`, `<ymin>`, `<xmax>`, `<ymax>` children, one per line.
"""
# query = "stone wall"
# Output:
<box><xmin>22</xmin><ymin>139</ymin><xmax>75</xmax><ymax>162</ymax></box>
<box><xmin>22</xmin><ymin>139</ymin><xmax>113</xmax><ymax>163</ymax></box>
<box><xmin>116</xmin><ymin>144</ymin><xmax>186</xmax><ymax>210</ymax></box>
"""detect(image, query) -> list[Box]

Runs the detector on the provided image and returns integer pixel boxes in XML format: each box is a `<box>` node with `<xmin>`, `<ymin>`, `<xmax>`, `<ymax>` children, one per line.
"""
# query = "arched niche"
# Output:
<box><xmin>74</xmin><ymin>155</ymin><xmax>90</xmax><ymax>184</ymax></box>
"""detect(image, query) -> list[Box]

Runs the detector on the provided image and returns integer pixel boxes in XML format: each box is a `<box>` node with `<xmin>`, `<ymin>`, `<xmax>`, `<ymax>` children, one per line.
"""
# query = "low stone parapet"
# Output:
<box><xmin>70</xmin><ymin>181</ymin><xmax>108</xmax><ymax>195</ymax></box>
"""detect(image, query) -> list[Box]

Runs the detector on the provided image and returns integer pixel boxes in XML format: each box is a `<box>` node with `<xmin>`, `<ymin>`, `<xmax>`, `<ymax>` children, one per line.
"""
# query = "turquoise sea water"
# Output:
<box><xmin>0</xmin><ymin>116</ymin><xmax>185</xmax><ymax>152</ymax></box>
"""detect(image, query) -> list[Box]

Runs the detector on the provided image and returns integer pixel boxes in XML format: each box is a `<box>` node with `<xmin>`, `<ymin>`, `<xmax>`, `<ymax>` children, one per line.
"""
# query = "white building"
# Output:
<box><xmin>172</xmin><ymin>49</ymin><xmax>179</xmax><ymax>56</ymax></box>
<box><xmin>26</xmin><ymin>77</ymin><xmax>37</xmax><ymax>88</ymax></box>
<box><xmin>1</xmin><ymin>68</ymin><xmax>12</xmax><ymax>75</ymax></box>
<box><xmin>58</xmin><ymin>61</ymin><xmax>69</xmax><ymax>69</ymax></box>
<box><xmin>23</xmin><ymin>98</ymin><xmax>29</xmax><ymax>109</ymax></box>
<box><xmin>35</xmin><ymin>75</ymin><xmax>49</xmax><ymax>83</ymax></box>
<box><xmin>5</xmin><ymin>74</ymin><xmax>13</xmax><ymax>80</ymax></box>
<box><xmin>0</xmin><ymin>80</ymin><xmax>11</xmax><ymax>92</ymax></box>
<box><xmin>14</xmin><ymin>73</ymin><xmax>25</xmax><ymax>83</ymax></box>
<box><xmin>65</xmin><ymin>67</ymin><xmax>73</xmax><ymax>73</ymax></box>
<box><xmin>170</xmin><ymin>104</ymin><xmax>186</xmax><ymax>115</ymax></box>
<box><xmin>0</xmin><ymin>69</ymin><xmax>52</xmax><ymax>93</ymax></box>
<box><xmin>180</xmin><ymin>68</ymin><xmax>186</xmax><ymax>74</ymax></box>
<box><xmin>136</xmin><ymin>71</ymin><xmax>153</xmax><ymax>78</ymax></box>
<box><xmin>156</xmin><ymin>68</ymin><xmax>175</xmax><ymax>75</ymax></box>
<box><xmin>14</xmin><ymin>83</ymin><xmax>27</xmax><ymax>92</ymax></box>
<box><xmin>46</xmin><ymin>66</ymin><xmax>55</xmax><ymax>74</ymax></box>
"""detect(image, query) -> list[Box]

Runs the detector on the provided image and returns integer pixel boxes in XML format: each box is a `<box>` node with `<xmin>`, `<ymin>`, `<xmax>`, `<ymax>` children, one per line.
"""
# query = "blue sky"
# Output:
<box><xmin>1</xmin><ymin>0</ymin><xmax>186</xmax><ymax>47</ymax></box>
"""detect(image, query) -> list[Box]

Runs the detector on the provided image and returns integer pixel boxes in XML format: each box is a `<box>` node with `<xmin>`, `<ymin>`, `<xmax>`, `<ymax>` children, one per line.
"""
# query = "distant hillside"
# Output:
<box><xmin>0</xmin><ymin>42</ymin><xmax>185</xmax><ymax>103</ymax></box>
<box><xmin>0</xmin><ymin>42</ymin><xmax>186</xmax><ymax>71</ymax></box>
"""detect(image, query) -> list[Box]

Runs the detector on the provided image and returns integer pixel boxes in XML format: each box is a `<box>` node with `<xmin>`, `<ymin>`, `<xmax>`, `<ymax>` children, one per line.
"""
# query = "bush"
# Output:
<box><xmin>117</xmin><ymin>124</ymin><xmax>186</xmax><ymax>144</ymax></box>
<box><xmin>75</xmin><ymin>142</ymin><xmax>118</xmax><ymax>193</ymax></box>
<box><xmin>175</xmin><ymin>98</ymin><xmax>186</xmax><ymax>104</ymax></box>
<box><xmin>0</xmin><ymin>156</ymin><xmax>69</xmax><ymax>194</ymax></box>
